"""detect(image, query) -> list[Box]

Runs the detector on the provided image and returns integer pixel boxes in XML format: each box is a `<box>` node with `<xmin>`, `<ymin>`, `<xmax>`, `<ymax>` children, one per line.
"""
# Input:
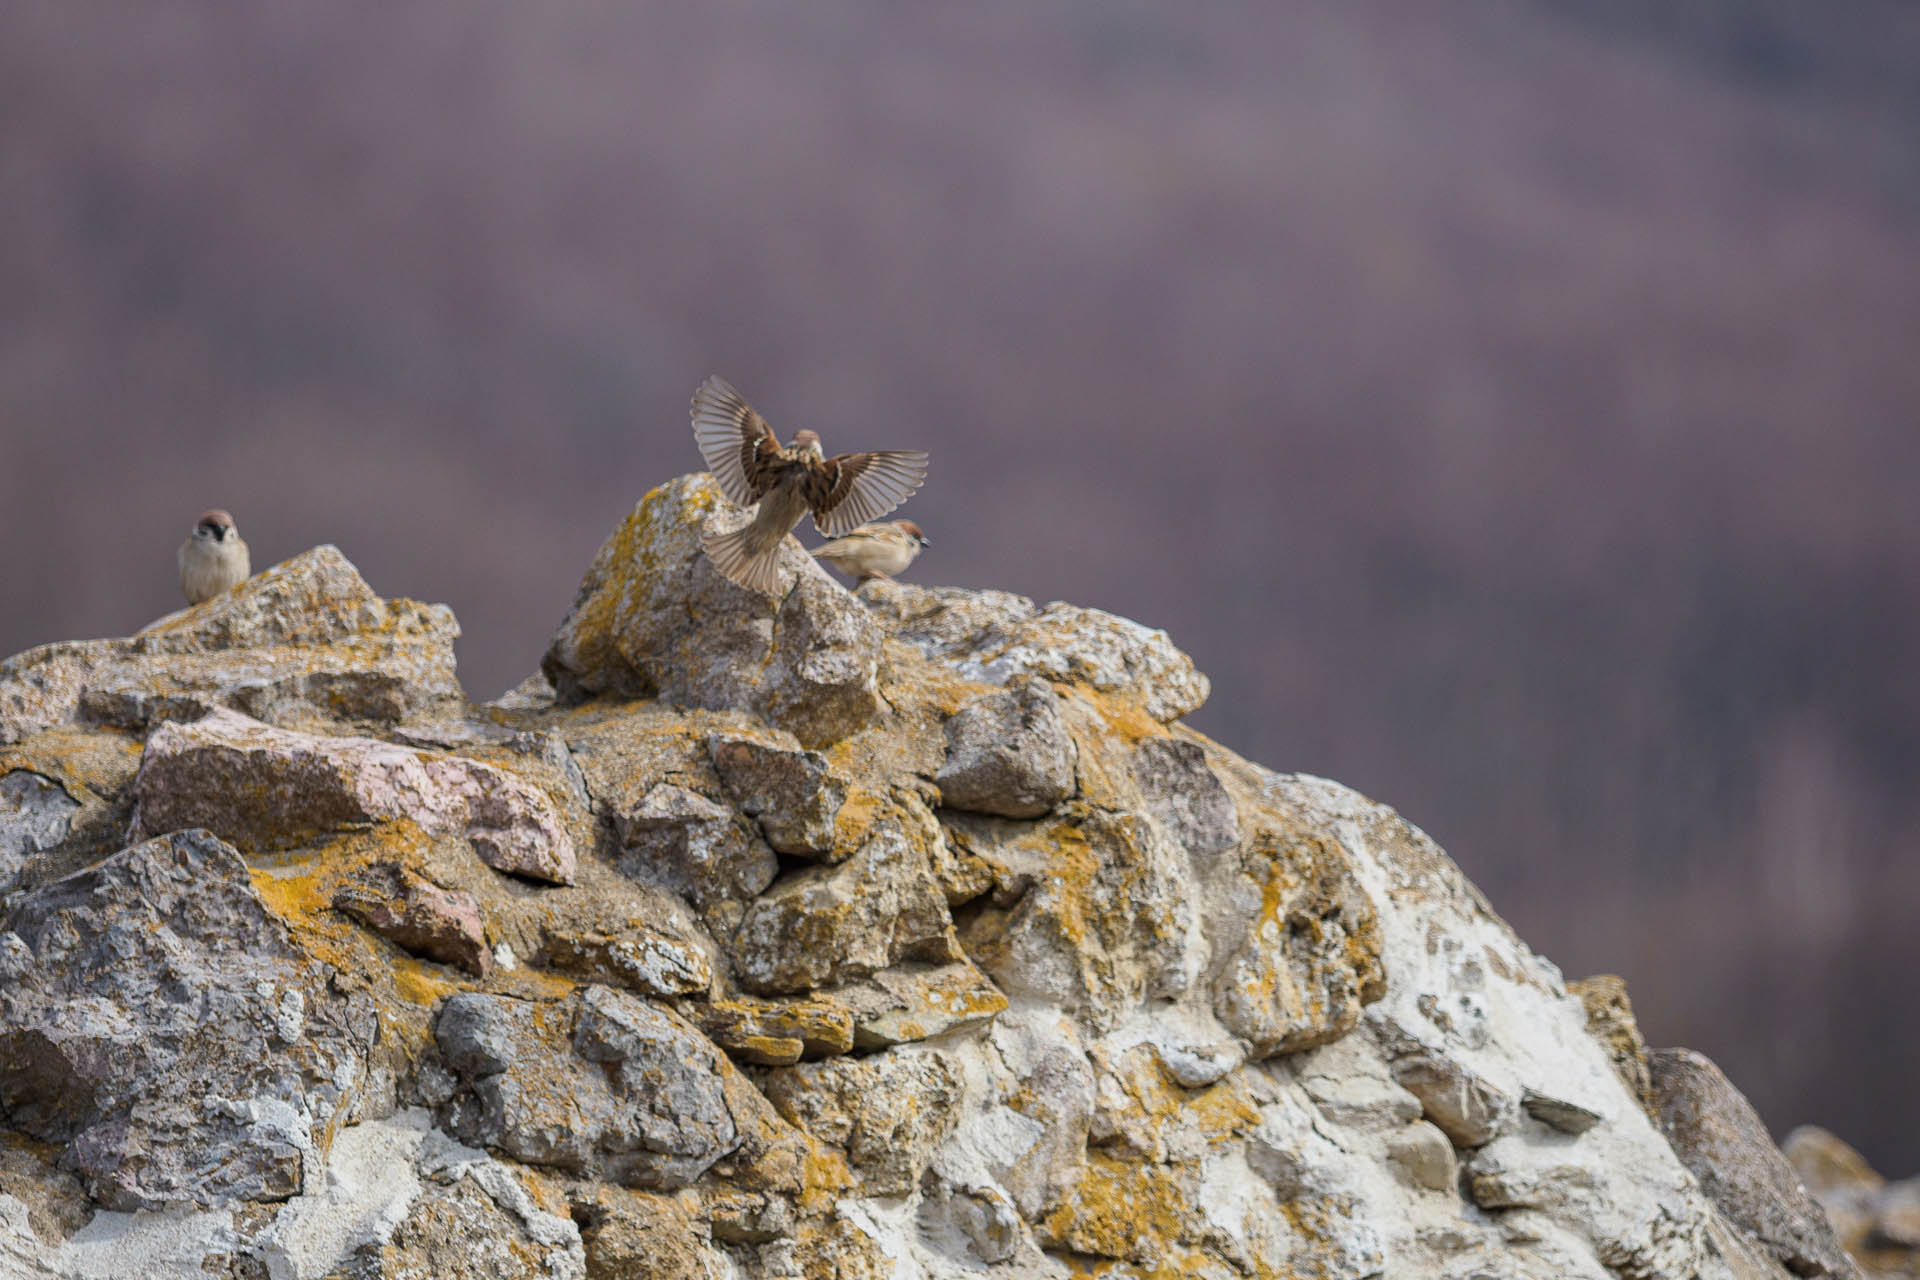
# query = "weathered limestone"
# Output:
<box><xmin>0</xmin><ymin>546</ymin><xmax>462</xmax><ymax>746</ymax></box>
<box><xmin>0</xmin><ymin>830</ymin><xmax>375</xmax><ymax>1210</ymax></box>
<box><xmin>130</xmin><ymin>707</ymin><xmax>576</xmax><ymax>883</ymax></box>
<box><xmin>933</xmin><ymin>678</ymin><xmax>1076</xmax><ymax>819</ymax></box>
<box><xmin>332</xmin><ymin>861</ymin><xmax>491</xmax><ymax>977</ymax></box>
<box><xmin>541</xmin><ymin>475</ymin><xmax>885</xmax><ymax>747</ymax></box>
<box><xmin>860</xmin><ymin>580</ymin><xmax>1211</xmax><ymax>723</ymax></box>
<box><xmin>0</xmin><ymin>770</ymin><xmax>76</xmax><ymax>894</ymax></box>
<box><xmin>434</xmin><ymin>987</ymin><xmax>744</xmax><ymax>1191</ymax></box>
<box><xmin>0</xmin><ymin>498</ymin><xmax>1874</xmax><ymax>1280</ymax></box>
<box><xmin>707</xmin><ymin>731</ymin><xmax>847</xmax><ymax>857</ymax></box>
<box><xmin>733</xmin><ymin>820</ymin><xmax>962</xmax><ymax>996</ymax></box>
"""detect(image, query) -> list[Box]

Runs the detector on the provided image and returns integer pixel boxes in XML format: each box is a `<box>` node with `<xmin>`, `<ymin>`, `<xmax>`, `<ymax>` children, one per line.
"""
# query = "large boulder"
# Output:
<box><xmin>434</xmin><ymin>986</ymin><xmax>752</xmax><ymax>1190</ymax></box>
<box><xmin>0</xmin><ymin>546</ymin><xmax>462</xmax><ymax>744</ymax></box>
<box><xmin>0</xmin><ymin>829</ymin><xmax>376</xmax><ymax>1210</ymax></box>
<box><xmin>1651</xmin><ymin>1048</ymin><xmax>1862</xmax><ymax>1279</ymax></box>
<box><xmin>859</xmin><ymin>580</ymin><xmax>1211</xmax><ymax>723</ymax></box>
<box><xmin>541</xmin><ymin>475</ymin><xmax>886</xmax><ymax>747</ymax></box>
<box><xmin>130</xmin><ymin>707</ymin><xmax>575</xmax><ymax>883</ymax></box>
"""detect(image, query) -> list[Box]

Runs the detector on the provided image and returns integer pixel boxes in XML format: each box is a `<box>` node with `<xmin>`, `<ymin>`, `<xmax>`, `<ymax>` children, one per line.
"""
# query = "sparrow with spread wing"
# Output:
<box><xmin>813</xmin><ymin>520</ymin><xmax>930</xmax><ymax>583</ymax></box>
<box><xmin>691</xmin><ymin>375</ymin><xmax>928</xmax><ymax>594</ymax></box>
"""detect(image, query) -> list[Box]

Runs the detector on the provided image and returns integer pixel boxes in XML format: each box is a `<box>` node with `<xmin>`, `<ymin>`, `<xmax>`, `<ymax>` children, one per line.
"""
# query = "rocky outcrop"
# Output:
<box><xmin>1787</xmin><ymin>1127</ymin><xmax>1920</xmax><ymax>1279</ymax></box>
<box><xmin>0</xmin><ymin>475</ymin><xmax>1879</xmax><ymax>1279</ymax></box>
<box><xmin>0</xmin><ymin>545</ymin><xmax>461</xmax><ymax>746</ymax></box>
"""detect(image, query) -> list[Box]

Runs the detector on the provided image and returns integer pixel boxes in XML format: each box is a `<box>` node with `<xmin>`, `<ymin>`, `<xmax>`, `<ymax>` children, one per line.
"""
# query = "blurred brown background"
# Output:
<box><xmin>3</xmin><ymin>2</ymin><xmax>1916</xmax><ymax>1165</ymax></box>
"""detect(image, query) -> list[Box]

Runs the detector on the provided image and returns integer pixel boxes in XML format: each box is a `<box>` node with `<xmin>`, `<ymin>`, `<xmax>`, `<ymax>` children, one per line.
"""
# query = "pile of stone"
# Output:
<box><xmin>0</xmin><ymin>473</ymin><xmax>1876</xmax><ymax>1278</ymax></box>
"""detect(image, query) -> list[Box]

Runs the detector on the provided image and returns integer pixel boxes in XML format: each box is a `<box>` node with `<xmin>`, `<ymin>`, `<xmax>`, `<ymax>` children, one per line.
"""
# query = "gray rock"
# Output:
<box><xmin>611</xmin><ymin>782</ymin><xmax>776</xmax><ymax>912</ymax></box>
<box><xmin>0</xmin><ymin>546</ymin><xmax>462</xmax><ymax>746</ymax></box>
<box><xmin>540</xmin><ymin>475</ymin><xmax>885</xmax><ymax>748</ymax></box>
<box><xmin>1522</xmin><ymin>1088</ymin><xmax>1604</xmax><ymax>1136</ymax></box>
<box><xmin>860</xmin><ymin>582</ymin><xmax>1210</xmax><ymax>723</ymax></box>
<box><xmin>933</xmin><ymin>679</ymin><xmax>1076</xmax><ymax>819</ymax></box>
<box><xmin>130</xmin><ymin>707</ymin><xmax>576</xmax><ymax>883</ymax></box>
<box><xmin>1390</xmin><ymin>1049</ymin><xmax>1513</xmax><ymax>1149</ymax></box>
<box><xmin>0</xmin><ymin>829</ymin><xmax>374</xmax><ymax>1209</ymax></box>
<box><xmin>764</xmin><ymin>1049</ymin><xmax>963</xmax><ymax>1197</ymax></box>
<box><xmin>707</xmin><ymin>732</ymin><xmax>846</xmax><ymax>857</ymax></box>
<box><xmin>434</xmin><ymin>987</ymin><xmax>742</xmax><ymax>1191</ymax></box>
<box><xmin>540</xmin><ymin>924</ymin><xmax>713</xmax><ymax>999</ymax></box>
<box><xmin>0</xmin><ymin>770</ymin><xmax>77</xmax><ymax>894</ymax></box>
<box><xmin>1649</xmin><ymin>1047</ymin><xmax>1861</xmax><ymax>1279</ymax></box>
<box><xmin>1131</xmin><ymin>737</ymin><xmax>1239</xmax><ymax>858</ymax></box>
<box><xmin>1386</xmin><ymin>1121</ymin><xmax>1459</xmax><ymax>1192</ymax></box>
<box><xmin>957</xmin><ymin>804</ymin><xmax>1196</xmax><ymax>1034</ymax></box>
<box><xmin>732</xmin><ymin>822</ymin><xmax>961</xmax><ymax>995</ymax></box>
<box><xmin>1210</xmin><ymin>829</ymin><xmax>1386</xmax><ymax>1057</ymax></box>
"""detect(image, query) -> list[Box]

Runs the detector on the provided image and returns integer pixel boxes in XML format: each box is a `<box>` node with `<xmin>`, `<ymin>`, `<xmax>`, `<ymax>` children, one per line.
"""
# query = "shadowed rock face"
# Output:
<box><xmin>0</xmin><ymin>477</ymin><xmax>1869</xmax><ymax>1279</ymax></box>
<box><xmin>0</xmin><ymin>829</ymin><xmax>377</xmax><ymax>1211</ymax></box>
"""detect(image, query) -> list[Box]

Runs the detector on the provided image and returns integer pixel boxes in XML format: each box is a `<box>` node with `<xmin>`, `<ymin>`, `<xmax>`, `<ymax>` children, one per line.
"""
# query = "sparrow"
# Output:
<box><xmin>691</xmin><ymin>375</ymin><xmax>928</xmax><ymax>594</ymax></box>
<box><xmin>812</xmin><ymin>521</ymin><xmax>931</xmax><ymax>583</ymax></box>
<box><xmin>177</xmin><ymin>509</ymin><xmax>251</xmax><ymax>605</ymax></box>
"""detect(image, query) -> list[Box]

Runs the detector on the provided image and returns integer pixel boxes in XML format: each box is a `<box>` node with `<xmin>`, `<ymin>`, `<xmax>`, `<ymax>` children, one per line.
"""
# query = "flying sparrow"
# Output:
<box><xmin>691</xmin><ymin>375</ymin><xmax>928</xmax><ymax>594</ymax></box>
<box><xmin>178</xmin><ymin>509</ymin><xmax>251</xmax><ymax>604</ymax></box>
<box><xmin>813</xmin><ymin>520</ymin><xmax>931</xmax><ymax>583</ymax></box>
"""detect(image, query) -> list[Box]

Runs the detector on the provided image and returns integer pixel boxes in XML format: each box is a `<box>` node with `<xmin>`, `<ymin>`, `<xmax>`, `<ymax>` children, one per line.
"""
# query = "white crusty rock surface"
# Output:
<box><xmin>0</xmin><ymin>475</ymin><xmax>1865</xmax><ymax>1279</ymax></box>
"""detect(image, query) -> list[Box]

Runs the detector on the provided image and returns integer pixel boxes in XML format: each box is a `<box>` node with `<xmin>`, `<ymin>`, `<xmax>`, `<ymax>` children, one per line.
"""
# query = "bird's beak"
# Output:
<box><xmin>917</xmin><ymin>535</ymin><xmax>931</xmax><ymax>547</ymax></box>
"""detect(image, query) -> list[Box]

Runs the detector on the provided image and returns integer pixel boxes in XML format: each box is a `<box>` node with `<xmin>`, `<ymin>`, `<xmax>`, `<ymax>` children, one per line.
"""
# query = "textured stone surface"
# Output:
<box><xmin>933</xmin><ymin>678</ymin><xmax>1076</xmax><ymax>819</ymax></box>
<box><xmin>954</xmin><ymin>804</ymin><xmax>1196</xmax><ymax>1034</ymax></box>
<box><xmin>332</xmin><ymin>862</ymin><xmax>491</xmax><ymax>977</ymax></box>
<box><xmin>1651</xmin><ymin>1047</ymin><xmax>1861</xmax><ymax>1279</ymax></box>
<box><xmin>0</xmin><ymin>507</ymin><xmax>1858</xmax><ymax>1280</ymax></box>
<box><xmin>0</xmin><ymin>770</ymin><xmax>77</xmax><ymax>894</ymax></box>
<box><xmin>0</xmin><ymin>546</ymin><xmax>461</xmax><ymax>746</ymax></box>
<box><xmin>1211</xmin><ymin>827</ymin><xmax>1386</xmax><ymax>1058</ymax></box>
<box><xmin>862</xmin><ymin>581</ymin><xmax>1210</xmax><ymax>723</ymax></box>
<box><xmin>435</xmin><ymin>987</ymin><xmax>742</xmax><ymax>1190</ymax></box>
<box><xmin>609</xmin><ymin>782</ymin><xmax>775</xmax><ymax>913</ymax></box>
<box><xmin>707</xmin><ymin>731</ymin><xmax>846</xmax><ymax>857</ymax></box>
<box><xmin>0</xmin><ymin>829</ymin><xmax>374</xmax><ymax>1210</ymax></box>
<box><xmin>132</xmin><ymin>707</ymin><xmax>575</xmax><ymax>883</ymax></box>
<box><xmin>733</xmin><ymin>820</ymin><xmax>961</xmax><ymax>995</ymax></box>
<box><xmin>541</xmin><ymin>475</ymin><xmax>885</xmax><ymax>747</ymax></box>
<box><xmin>765</xmin><ymin>1049</ymin><xmax>964</xmax><ymax>1197</ymax></box>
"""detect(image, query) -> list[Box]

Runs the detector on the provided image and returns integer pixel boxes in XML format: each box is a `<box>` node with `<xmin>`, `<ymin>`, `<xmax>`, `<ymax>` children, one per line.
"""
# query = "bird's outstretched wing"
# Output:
<box><xmin>806</xmin><ymin>451</ymin><xmax>929</xmax><ymax>537</ymax></box>
<box><xmin>692</xmin><ymin>376</ymin><xmax>782</xmax><ymax>506</ymax></box>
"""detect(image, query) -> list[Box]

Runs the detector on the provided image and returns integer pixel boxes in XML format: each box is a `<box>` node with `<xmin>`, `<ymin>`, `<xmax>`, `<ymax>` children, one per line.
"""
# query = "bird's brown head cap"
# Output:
<box><xmin>897</xmin><ymin>520</ymin><xmax>929</xmax><ymax>546</ymax></box>
<box><xmin>195</xmin><ymin>509</ymin><xmax>237</xmax><ymax>541</ymax></box>
<box><xmin>791</xmin><ymin>429</ymin><xmax>823</xmax><ymax>454</ymax></box>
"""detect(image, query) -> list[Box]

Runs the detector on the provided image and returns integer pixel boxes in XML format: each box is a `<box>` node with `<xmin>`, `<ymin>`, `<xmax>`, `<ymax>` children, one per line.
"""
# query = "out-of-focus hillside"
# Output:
<box><xmin>2</xmin><ymin>1</ymin><xmax>1916</xmax><ymax>1165</ymax></box>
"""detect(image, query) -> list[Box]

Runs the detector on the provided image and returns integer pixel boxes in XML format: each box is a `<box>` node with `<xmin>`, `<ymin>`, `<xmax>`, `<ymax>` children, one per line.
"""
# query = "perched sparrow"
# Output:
<box><xmin>813</xmin><ymin>520</ymin><xmax>931</xmax><ymax>583</ymax></box>
<box><xmin>177</xmin><ymin>509</ymin><xmax>251</xmax><ymax>605</ymax></box>
<box><xmin>691</xmin><ymin>375</ymin><xmax>928</xmax><ymax>594</ymax></box>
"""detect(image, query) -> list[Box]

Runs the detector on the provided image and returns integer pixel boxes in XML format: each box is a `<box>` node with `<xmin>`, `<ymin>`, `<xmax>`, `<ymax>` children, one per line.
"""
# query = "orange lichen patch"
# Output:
<box><xmin>1081</xmin><ymin>689</ymin><xmax>1166</xmax><ymax>748</ymax></box>
<box><xmin>0</xmin><ymin>726</ymin><xmax>142</xmax><ymax>801</ymax></box>
<box><xmin>829</xmin><ymin>787</ymin><xmax>887</xmax><ymax>854</ymax></box>
<box><xmin>389</xmin><ymin>953</ymin><xmax>461</xmax><ymax>1008</ymax></box>
<box><xmin>1041</xmin><ymin>1152</ymin><xmax>1195</xmax><ymax>1263</ymax></box>
<box><xmin>795</xmin><ymin>1141</ymin><xmax>856</xmax><ymax>1213</ymax></box>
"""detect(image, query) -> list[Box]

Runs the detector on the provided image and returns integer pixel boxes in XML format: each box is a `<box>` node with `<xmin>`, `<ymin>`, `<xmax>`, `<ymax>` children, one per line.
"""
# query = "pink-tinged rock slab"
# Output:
<box><xmin>130</xmin><ymin>708</ymin><xmax>575</xmax><ymax>883</ymax></box>
<box><xmin>332</xmin><ymin>862</ymin><xmax>492</xmax><ymax>976</ymax></box>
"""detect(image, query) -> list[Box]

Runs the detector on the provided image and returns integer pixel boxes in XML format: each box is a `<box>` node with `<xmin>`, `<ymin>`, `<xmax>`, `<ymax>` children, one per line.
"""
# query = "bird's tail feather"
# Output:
<box><xmin>702</xmin><ymin>524</ymin><xmax>788</xmax><ymax>595</ymax></box>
